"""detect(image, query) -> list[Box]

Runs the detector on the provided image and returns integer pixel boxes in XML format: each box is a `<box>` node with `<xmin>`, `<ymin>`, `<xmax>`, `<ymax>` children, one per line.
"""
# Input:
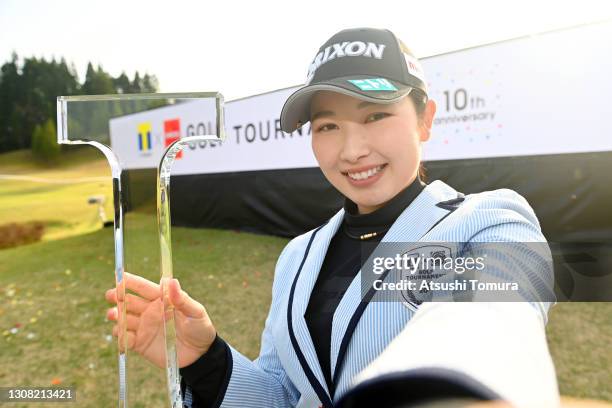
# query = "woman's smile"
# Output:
<box><xmin>343</xmin><ymin>163</ymin><xmax>388</xmax><ymax>186</ymax></box>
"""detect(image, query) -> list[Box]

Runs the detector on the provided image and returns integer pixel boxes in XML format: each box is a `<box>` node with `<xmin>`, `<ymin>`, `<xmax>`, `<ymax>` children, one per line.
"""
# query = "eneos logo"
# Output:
<box><xmin>137</xmin><ymin>122</ymin><xmax>152</xmax><ymax>152</ymax></box>
<box><xmin>164</xmin><ymin>118</ymin><xmax>182</xmax><ymax>159</ymax></box>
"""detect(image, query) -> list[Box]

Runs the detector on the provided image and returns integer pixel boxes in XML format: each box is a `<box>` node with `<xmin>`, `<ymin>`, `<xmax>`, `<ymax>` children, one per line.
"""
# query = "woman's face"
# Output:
<box><xmin>310</xmin><ymin>90</ymin><xmax>436</xmax><ymax>214</ymax></box>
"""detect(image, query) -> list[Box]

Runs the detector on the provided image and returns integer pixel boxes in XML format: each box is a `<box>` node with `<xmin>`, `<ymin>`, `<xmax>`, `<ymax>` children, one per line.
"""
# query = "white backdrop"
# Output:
<box><xmin>110</xmin><ymin>21</ymin><xmax>612</xmax><ymax>174</ymax></box>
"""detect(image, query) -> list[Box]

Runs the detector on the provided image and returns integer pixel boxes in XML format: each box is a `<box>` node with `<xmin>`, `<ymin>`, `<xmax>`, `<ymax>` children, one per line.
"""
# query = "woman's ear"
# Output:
<box><xmin>419</xmin><ymin>99</ymin><xmax>436</xmax><ymax>142</ymax></box>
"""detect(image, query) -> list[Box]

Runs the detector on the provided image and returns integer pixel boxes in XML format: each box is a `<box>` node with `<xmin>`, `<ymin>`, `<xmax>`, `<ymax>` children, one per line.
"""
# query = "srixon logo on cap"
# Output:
<box><xmin>306</xmin><ymin>41</ymin><xmax>386</xmax><ymax>84</ymax></box>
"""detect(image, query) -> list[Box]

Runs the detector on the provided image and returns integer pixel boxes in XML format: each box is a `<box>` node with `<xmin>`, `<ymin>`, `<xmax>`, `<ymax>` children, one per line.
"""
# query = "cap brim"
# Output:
<box><xmin>280</xmin><ymin>76</ymin><xmax>413</xmax><ymax>133</ymax></box>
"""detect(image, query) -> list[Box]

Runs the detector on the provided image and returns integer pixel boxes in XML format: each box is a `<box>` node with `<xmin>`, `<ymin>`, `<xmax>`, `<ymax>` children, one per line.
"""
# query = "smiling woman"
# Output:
<box><xmin>105</xmin><ymin>27</ymin><xmax>560</xmax><ymax>407</ymax></box>
<box><xmin>309</xmin><ymin>90</ymin><xmax>433</xmax><ymax>214</ymax></box>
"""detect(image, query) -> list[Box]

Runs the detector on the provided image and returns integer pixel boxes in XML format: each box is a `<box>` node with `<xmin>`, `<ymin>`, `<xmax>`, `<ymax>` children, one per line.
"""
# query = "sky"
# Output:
<box><xmin>1</xmin><ymin>0</ymin><xmax>611</xmax><ymax>101</ymax></box>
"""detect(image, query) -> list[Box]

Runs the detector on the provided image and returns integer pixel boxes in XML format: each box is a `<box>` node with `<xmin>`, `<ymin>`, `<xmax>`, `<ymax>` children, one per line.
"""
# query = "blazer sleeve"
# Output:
<box><xmin>462</xmin><ymin>188</ymin><xmax>556</xmax><ymax>321</ymax></box>
<box><xmin>181</xmin><ymin>242</ymin><xmax>301</xmax><ymax>408</ymax></box>
<box><xmin>341</xmin><ymin>189</ymin><xmax>560</xmax><ymax>407</ymax></box>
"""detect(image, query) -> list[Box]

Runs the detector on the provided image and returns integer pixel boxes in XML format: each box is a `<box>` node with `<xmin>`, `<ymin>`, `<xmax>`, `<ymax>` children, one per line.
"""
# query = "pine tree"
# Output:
<box><xmin>142</xmin><ymin>73</ymin><xmax>159</xmax><ymax>93</ymax></box>
<box><xmin>114</xmin><ymin>72</ymin><xmax>130</xmax><ymax>94</ymax></box>
<box><xmin>131</xmin><ymin>71</ymin><xmax>142</xmax><ymax>93</ymax></box>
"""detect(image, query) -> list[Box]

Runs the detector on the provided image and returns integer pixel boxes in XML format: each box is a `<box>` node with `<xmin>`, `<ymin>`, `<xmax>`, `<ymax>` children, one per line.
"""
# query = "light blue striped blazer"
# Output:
<box><xmin>184</xmin><ymin>179</ymin><xmax>552</xmax><ymax>407</ymax></box>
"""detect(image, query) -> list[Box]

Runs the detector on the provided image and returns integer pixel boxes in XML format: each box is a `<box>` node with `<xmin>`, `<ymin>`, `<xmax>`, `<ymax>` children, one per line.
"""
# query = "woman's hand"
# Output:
<box><xmin>105</xmin><ymin>272</ymin><xmax>216</xmax><ymax>369</ymax></box>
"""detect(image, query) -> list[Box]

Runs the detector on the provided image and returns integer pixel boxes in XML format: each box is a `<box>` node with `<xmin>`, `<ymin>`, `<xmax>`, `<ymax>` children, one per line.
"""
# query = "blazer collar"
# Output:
<box><xmin>289</xmin><ymin>180</ymin><xmax>459</xmax><ymax>401</ymax></box>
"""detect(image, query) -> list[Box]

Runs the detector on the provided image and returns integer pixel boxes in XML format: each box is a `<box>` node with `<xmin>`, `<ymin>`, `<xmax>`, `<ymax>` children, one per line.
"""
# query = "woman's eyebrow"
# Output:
<box><xmin>311</xmin><ymin>101</ymin><xmax>381</xmax><ymax>122</ymax></box>
<box><xmin>310</xmin><ymin>110</ymin><xmax>334</xmax><ymax>122</ymax></box>
<box><xmin>357</xmin><ymin>101</ymin><xmax>377</xmax><ymax>109</ymax></box>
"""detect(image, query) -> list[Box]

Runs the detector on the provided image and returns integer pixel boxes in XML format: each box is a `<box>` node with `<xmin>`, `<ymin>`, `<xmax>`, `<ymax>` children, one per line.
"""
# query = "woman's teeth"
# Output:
<box><xmin>347</xmin><ymin>165</ymin><xmax>384</xmax><ymax>181</ymax></box>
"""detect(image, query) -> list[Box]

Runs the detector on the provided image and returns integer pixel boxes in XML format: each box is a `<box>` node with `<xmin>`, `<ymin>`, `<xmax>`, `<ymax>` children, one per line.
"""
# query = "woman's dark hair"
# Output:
<box><xmin>407</xmin><ymin>88</ymin><xmax>429</xmax><ymax>182</ymax></box>
<box><xmin>408</xmin><ymin>88</ymin><xmax>428</xmax><ymax>118</ymax></box>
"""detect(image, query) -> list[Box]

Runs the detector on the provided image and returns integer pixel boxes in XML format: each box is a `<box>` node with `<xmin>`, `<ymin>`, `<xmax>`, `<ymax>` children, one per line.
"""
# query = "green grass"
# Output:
<box><xmin>0</xmin><ymin>212</ymin><xmax>288</xmax><ymax>407</ymax></box>
<box><xmin>547</xmin><ymin>303</ymin><xmax>612</xmax><ymax>400</ymax></box>
<box><xmin>0</xmin><ymin>148</ymin><xmax>114</xmax><ymax>241</ymax></box>
<box><xmin>0</xmin><ymin>147</ymin><xmax>106</xmax><ymax>172</ymax></box>
<box><xmin>0</xmin><ymin>148</ymin><xmax>610</xmax><ymax>405</ymax></box>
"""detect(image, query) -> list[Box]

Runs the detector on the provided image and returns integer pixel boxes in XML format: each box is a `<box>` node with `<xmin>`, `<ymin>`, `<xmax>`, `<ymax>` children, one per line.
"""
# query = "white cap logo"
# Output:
<box><xmin>305</xmin><ymin>41</ymin><xmax>386</xmax><ymax>84</ymax></box>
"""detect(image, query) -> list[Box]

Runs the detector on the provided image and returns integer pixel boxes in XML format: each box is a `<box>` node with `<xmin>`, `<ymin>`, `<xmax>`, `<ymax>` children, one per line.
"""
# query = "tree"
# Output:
<box><xmin>0</xmin><ymin>53</ymin><xmax>24</xmax><ymax>151</ymax></box>
<box><xmin>0</xmin><ymin>55</ymin><xmax>160</xmax><ymax>153</ymax></box>
<box><xmin>31</xmin><ymin>118</ymin><xmax>60</xmax><ymax>162</ymax></box>
<box><xmin>0</xmin><ymin>54</ymin><xmax>80</xmax><ymax>152</ymax></box>
<box><xmin>83</xmin><ymin>63</ymin><xmax>115</xmax><ymax>95</ymax></box>
<box><xmin>114</xmin><ymin>72</ymin><xmax>131</xmax><ymax>94</ymax></box>
<box><xmin>130</xmin><ymin>71</ymin><xmax>143</xmax><ymax>93</ymax></box>
<box><xmin>31</xmin><ymin>124</ymin><xmax>42</xmax><ymax>155</ymax></box>
<box><xmin>142</xmin><ymin>73</ymin><xmax>158</xmax><ymax>93</ymax></box>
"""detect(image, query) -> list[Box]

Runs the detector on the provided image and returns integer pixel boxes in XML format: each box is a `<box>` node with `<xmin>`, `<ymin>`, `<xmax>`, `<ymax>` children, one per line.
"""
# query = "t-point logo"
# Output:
<box><xmin>137</xmin><ymin>122</ymin><xmax>152</xmax><ymax>152</ymax></box>
<box><xmin>164</xmin><ymin>118</ymin><xmax>182</xmax><ymax>159</ymax></box>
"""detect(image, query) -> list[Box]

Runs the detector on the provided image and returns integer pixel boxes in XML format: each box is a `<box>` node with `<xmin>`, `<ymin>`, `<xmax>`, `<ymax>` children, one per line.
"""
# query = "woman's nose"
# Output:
<box><xmin>339</xmin><ymin>125</ymin><xmax>370</xmax><ymax>163</ymax></box>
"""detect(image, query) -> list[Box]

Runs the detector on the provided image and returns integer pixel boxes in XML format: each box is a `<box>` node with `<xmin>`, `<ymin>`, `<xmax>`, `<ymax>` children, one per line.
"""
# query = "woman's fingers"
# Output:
<box><xmin>125</xmin><ymin>294</ymin><xmax>149</xmax><ymax>314</ymax></box>
<box><xmin>108</xmin><ymin>311</ymin><xmax>141</xmax><ymax>331</ymax></box>
<box><xmin>125</xmin><ymin>272</ymin><xmax>161</xmax><ymax>301</ymax></box>
<box><xmin>106</xmin><ymin>292</ymin><xmax>150</xmax><ymax>315</ymax></box>
<box><xmin>126</xmin><ymin>331</ymin><xmax>136</xmax><ymax>350</ymax></box>
<box><xmin>105</xmin><ymin>288</ymin><xmax>117</xmax><ymax>304</ymax></box>
<box><xmin>105</xmin><ymin>273</ymin><xmax>161</xmax><ymax>304</ymax></box>
<box><xmin>169</xmin><ymin>279</ymin><xmax>205</xmax><ymax>319</ymax></box>
<box><xmin>111</xmin><ymin>327</ymin><xmax>137</xmax><ymax>350</ymax></box>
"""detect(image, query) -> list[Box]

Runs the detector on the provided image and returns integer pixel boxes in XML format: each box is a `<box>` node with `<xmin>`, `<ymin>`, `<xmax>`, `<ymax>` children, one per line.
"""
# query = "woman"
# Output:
<box><xmin>105</xmin><ymin>28</ymin><xmax>559</xmax><ymax>407</ymax></box>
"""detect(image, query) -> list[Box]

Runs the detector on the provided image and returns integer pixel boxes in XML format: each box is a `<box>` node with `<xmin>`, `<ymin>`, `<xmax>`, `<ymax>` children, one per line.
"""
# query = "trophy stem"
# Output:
<box><xmin>156</xmin><ymin>92</ymin><xmax>224</xmax><ymax>407</ymax></box>
<box><xmin>157</xmin><ymin>134</ymin><xmax>224</xmax><ymax>407</ymax></box>
<box><xmin>111</xmin><ymin>171</ymin><xmax>128</xmax><ymax>408</ymax></box>
<box><xmin>91</xmin><ymin>147</ymin><xmax>129</xmax><ymax>408</ymax></box>
<box><xmin>55</xmin><ymin>142</ymin><xmax>128</xmax><ymax>407</ymax></box>
<box><xmin>156</xmin><ymin>164</ymin><xmax>183</xmax><ymax>408</ymax></box>
<box><xmin>57</xmin><ymin>102</ymin><xmax>128</xmax><ymax>406</ymax></box>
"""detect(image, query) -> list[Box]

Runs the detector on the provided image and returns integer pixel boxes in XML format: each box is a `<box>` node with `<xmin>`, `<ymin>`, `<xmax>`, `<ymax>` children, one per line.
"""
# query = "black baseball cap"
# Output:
<box><xmin>280</xmin><ymin>27</ymin><xmax>428</xmax><ymax>133</ymax></box>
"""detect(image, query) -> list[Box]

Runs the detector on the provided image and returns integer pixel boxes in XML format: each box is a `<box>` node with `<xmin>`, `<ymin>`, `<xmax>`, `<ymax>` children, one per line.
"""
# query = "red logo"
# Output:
<box><xmin>164</xmin><ymin>118</ymin><xmax>182</xmax><ymax>159</ymax></box>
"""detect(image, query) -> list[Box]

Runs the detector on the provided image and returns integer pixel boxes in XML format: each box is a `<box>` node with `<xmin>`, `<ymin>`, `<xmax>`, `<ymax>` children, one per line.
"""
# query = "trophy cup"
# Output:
<box><xmin>57</xmin><ymin>93</ymin><xmax>224</xmax><ymax>407</ymax></box>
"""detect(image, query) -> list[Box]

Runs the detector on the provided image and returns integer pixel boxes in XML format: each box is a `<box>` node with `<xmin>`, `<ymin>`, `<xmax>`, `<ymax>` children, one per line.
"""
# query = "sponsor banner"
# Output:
<box><xmin>110</xmin><ymin>21</ymin><xmax>612</xmax><ymax>174</ymax></box>
<box><xmin>422</xmin><ymin>21</ymin><xmax>612</xmax><ymax>161</ymax></box>
<box><xmin>109</xmin><ymin>88</ymin><xmax>315</xmax><ymax>174</ymax></box>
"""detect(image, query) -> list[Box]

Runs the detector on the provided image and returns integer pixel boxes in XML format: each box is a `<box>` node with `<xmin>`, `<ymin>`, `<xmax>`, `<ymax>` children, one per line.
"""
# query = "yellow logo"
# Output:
<box><xmin>137</xmin><ymin>122</ymin><xmax>152</xmax><ymax>151</ymax></box>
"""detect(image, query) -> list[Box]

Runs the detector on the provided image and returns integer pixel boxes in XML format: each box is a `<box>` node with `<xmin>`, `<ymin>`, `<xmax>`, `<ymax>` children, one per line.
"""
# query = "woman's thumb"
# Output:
<box><xmin>169</xmin><ymin>278</ymin><xmax>182</xmax><ymax>305</ymax></box>
<box><xmin>169</xmin><ymin>279</ymin><xmax>204</xmax><ymax>319</ymax></box>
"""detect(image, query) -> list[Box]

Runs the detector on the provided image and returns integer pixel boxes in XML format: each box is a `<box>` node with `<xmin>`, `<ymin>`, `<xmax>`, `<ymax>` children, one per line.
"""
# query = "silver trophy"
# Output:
<box><xmin>57</xmin><ymin>93</ymin><xmax>225</xmax><ymax>407</ymax></box>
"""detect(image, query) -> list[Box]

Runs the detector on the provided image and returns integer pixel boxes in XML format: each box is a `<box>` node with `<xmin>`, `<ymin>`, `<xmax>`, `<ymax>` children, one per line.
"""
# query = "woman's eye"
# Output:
<box><xmin>365</xmin><ymin>112</ymin><xmax>390</xmax><ymax>123</ymax></box>
<box><xmin>317</xmin><ymin>123</ymin><xmax>338</xmax><ymax>132</ymax></box>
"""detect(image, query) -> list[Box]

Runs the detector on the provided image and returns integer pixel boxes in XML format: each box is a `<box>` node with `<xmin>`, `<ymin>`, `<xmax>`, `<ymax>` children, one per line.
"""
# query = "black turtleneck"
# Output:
<box><xmin>180</xmin><ymin>177</ymin><xmax>426</xmax><ymax>407</ymax></box>
<box><xmin>304</xmin><ymin>176</ymin><xmax>425</xmax><ymax>395</ymax></box>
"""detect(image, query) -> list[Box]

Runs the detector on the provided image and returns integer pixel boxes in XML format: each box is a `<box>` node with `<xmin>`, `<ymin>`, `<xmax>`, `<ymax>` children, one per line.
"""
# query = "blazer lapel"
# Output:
<box><xmin>288</xmin><ymin>208</ymin><xmax>344</xmax><ymax>402</ymax></box>
<box><xmin>329</xmin><ymin>180</ymin><xmax>460</xmax><ymax>392</ymax></box>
